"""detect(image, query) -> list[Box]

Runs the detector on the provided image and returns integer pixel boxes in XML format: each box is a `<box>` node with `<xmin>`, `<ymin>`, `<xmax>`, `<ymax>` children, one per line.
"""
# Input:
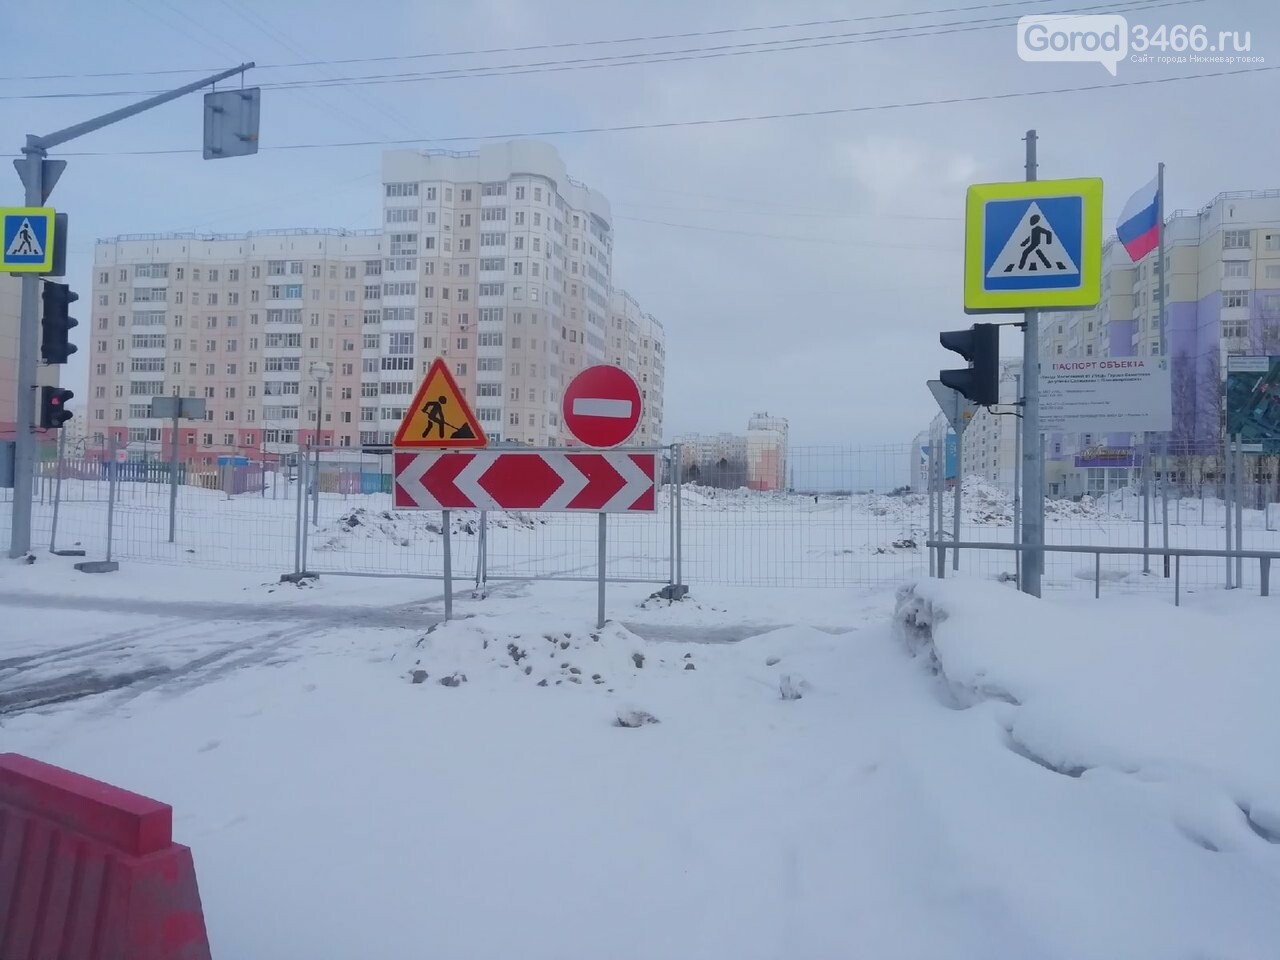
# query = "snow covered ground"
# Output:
<box><xmin>3</xmin><ymin>540</ymin><xmax>1279</xmax><ymax>958</ymax></box>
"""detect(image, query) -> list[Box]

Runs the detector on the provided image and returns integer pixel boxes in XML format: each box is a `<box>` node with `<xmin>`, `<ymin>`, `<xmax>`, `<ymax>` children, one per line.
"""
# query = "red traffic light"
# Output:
<box><xmin>39</xmin><ymin>386</ymin><xmax>74</xmax><ymax>430</ymax></box>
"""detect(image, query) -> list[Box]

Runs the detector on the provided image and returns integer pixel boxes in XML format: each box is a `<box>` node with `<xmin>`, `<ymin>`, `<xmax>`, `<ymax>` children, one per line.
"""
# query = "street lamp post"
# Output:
<box><xmin>309</xmin><ymin>361</ymin><xmax>331</xmax><ymax>526</ymax></box>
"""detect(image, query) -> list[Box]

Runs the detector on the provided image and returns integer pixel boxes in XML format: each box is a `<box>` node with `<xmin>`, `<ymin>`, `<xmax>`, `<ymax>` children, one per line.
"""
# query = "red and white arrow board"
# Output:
<box><xmin>394</xmin><ymin>450</ymin><xmax>657</xmax><ymax>513</ymax></box>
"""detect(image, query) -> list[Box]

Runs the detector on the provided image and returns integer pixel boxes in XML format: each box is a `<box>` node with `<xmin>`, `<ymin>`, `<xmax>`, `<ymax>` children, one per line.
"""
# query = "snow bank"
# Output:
<box><xmin>895</xmin><ymin>578</ymin><xmax>1280</xmax><ymax>843</ymax></box>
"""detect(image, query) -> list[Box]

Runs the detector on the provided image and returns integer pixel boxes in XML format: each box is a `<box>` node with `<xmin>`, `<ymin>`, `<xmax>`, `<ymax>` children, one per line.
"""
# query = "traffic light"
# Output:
<box><xmin>39</xmin><ymin>386</ymin><xmax>74</xmax><ymax>430</ymax></box>
<box><xmin>939</xmin><ymin>323</ymin><xmax>1000</xmax><ymax>406</ymax></box>
<box><xmin>41</xmin><ymin>282</ymin><xmax>79</xmax><ymax>364</ymax></box>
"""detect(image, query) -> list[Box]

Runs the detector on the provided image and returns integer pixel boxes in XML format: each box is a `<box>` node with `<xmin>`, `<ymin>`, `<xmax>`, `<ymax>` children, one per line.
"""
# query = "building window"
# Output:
<box><xmin>1224</xmin><ymin>229</ymin><xmax>1251</xmax><ymax>250</ymax></box>
<box><xmin>1225</xmin><ymin>260</ymin><xmax>1250</xmax><ymax>278</ymax></box>
<box><xmin>1224</xmin><ymin>291</ymin><xmax>1250</xmax><ymax>308</ymax></box>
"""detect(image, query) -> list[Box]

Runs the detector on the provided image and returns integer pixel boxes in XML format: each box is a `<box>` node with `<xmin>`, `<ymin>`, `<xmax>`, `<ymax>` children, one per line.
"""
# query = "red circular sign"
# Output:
<box><xmin>562</xmin><ymin>365</ymin><xmax>642</xmax><ymax>447</ymax></box>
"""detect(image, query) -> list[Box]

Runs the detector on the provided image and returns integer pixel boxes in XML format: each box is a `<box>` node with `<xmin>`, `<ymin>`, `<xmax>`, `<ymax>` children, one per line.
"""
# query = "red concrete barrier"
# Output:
<box><xmin>0</xmin><ymin>753</ymin><xmax>211</xmax><ymax>960</ymax></box>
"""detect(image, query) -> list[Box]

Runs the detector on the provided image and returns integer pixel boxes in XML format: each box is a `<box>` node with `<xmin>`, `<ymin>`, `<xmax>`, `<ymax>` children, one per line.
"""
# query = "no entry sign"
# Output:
<box><xmin>562</xmin><ymin>365</ymin><xmax>642</xmax><ymax>447</ymax></box>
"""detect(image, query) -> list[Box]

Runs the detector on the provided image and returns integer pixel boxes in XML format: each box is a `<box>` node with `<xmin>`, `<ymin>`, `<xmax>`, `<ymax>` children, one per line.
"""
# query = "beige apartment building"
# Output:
<box><xmin>87</xmin><ymin>141</ymin><xmax>665</xmax><ymax>466</ymax></box>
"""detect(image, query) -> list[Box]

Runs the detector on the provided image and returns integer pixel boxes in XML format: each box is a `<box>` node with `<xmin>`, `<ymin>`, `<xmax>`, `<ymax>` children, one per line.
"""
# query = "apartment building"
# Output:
<box><xmin>1040</xmin><ymin>188</ymin><xmax>1280</xmax><ymax>495</ymax></box>
<box><xmin>746</xmin><ymin>412</ymin><xmax>789</xmax><ymax>492</ymax></box>
<box><xmin>608</xmin><ymin>290</ymin><xmax>665</xmax><ymax>445</ymax></box>
<box><xmin>957</xmin><ymin>359</ymin><xmax>1022</xmax><ymax>490</ymax></box>
<box><xmin>376</xmin><ymin>142</ymin><xmax>626</xmax><ymax>448</ymax></box>
<box><xmin>87</xmin><ymin>141</ymin><xmax>666</xmax><ymax>465</ymax></box>
<box><xmin>89</xmin><ymin>229</ymin><xmax>383</xmax><ymax>465</ymax></box>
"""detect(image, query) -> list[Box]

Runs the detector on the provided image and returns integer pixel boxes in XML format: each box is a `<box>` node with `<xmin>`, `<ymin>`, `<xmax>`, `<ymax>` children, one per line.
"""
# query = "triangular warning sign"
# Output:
<box><xmin>986</xmin><ymin>202</ymin><xmax>1079</xmax><ymax>278</ymax></box>
<box><xmin>394</xmin><ymin>357</ymin><xmax>488</xmax><ymax>448</ymax></box>
<box><xmin>6</xmin><ymin>218</ymin><xmax>43</xmax><ymax>258</ymax></box>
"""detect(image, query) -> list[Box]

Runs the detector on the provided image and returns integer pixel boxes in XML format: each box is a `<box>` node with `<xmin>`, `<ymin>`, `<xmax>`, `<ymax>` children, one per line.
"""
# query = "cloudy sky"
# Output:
<box><xmin>3</xmin><ymin>0</ymin><xmax>1278</xmax><ymax>448</ymax></box>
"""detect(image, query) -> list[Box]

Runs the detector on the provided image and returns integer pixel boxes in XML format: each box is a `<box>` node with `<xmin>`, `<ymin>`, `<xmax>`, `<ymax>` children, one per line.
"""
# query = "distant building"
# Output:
<box><xmin>958</xmin><ymin>360</ymin><xmax>1021</xmax><ymax>491</ymax></box>
<box><xmin>678</xmin><ymin>413</ymin><xmax>789</xmax><ymax>491</ymax></box>
<box><xmin>746</xmin><ymin>412</ymin><xmax>788</xmax><ymax>491</ymax></box>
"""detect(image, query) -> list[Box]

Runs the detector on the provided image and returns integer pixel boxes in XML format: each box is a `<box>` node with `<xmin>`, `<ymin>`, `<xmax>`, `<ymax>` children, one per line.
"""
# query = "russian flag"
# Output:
<box><xmin>1117</xmin><ymin>176</ymin><xmax>1161</xmax><ymax>262</ymax></box>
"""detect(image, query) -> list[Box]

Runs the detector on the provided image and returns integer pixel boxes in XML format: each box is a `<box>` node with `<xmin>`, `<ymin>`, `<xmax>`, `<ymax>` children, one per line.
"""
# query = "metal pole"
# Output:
<box><xmin>1142</xmin><ymin>434</ymin><xmax>1151</xmax><ymax>573</ymax></box>
<box><xmin>928</xmin><ymin>440</ymin><xmax>937</xmax><ymax>578</ymax></box>
<box><xmin>312</xmin><ymin>387</ymin><xmax>323</xmax><ymax>526</ymax></box>
<box><xmin>675</xmin><ymin>456</ymin><xmax>683</xmax><ymax>588</ymax></box>
<box><xmin>293</xmin><ymin>448</ymin><xmax>304</xmax><ymax>575</ymax></box>
<box><xmin>1235</xmin><ymin>437</ymin><xmax>1244</xmax><ymax>587</ymax></box>
<box><xmin>299</xmin><ymin>449</ymin><xmax>310</xmax><ymax>573</ymax></box>
<box><xmin>1020</xmin><ymin>129</ymin><xmax>1044</xmax><ymax>597</ymax></box>
<box><xmin>49</xmin><ymin>427</ymin><xmax>66</xmax><ymax>552</ymax></box>
<box><xmin>106</xmin><ymin>438</ymin><xmax>117</xmax><ymax>564</ymax></box>
<box><xmin>442</xmin><ymin>509</ymin><xmax>453</xmax><ymax>621</ymax></box>
<box><xmin>168</xmin><ymin>389</ymin><xmax>180</xmax><ymax>543</ymax></box>
<box><xmin>597</xmin><ymin>512</ymin><xmax>607</xmax><ymax>629</ymax></box>
<box><xmin>668</xmin><ymin>460</ymin><xmax>677</xmax><ymax>589</ymax></box>
<box><xmin>475</xmin><ymin>511</ymin><xmax>487</xmax><ymax>592</ymax></box>
<box><xmin>952</xmin><ymin>429</ymin><xmax>962</xmax><ymax>571</ymax></box>
<box><xmin>1225</xmin><ymin>438</ymin><xmax>1234</xmax><ymax>588</ymax></box>
<box><xmin>1013</xmin><ymin>373</ymin><xmax>1022</xmax><ymax>588</ymax></box>
<box><xmin>8</xmin><ymin>149</ymin><xmax>43</xmax><ymax>558</ymax></box>
<box><xmin>1156</xmin><ymin>161</ymin><xmax>1170</xmax><ymax>578</ymax></box>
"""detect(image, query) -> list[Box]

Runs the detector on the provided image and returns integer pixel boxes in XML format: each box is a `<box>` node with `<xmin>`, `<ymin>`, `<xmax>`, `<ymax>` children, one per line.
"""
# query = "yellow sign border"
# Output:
<box><xmin>963</xmin><ymin>178</ymin><xmax>1103</xmax><ymax>314</ymax></box>
<box><xmin>1</xmin><ymin>206</ymin><xmax>56</xmax><ymax>274</ymax></box>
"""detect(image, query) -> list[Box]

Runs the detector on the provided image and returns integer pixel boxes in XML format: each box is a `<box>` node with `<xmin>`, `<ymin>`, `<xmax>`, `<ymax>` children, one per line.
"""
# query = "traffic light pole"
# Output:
<box><xmin>10</xmin><ymin>148</ymin><xmax>43</xmax><ymax>558</ymax></box>
<box><xmin>7</xmin><ymin>62</ymin><xmax>253</xmax><ymax>559</ymax></box>
<box><xmin>1020</xmin><ymin>129</ymin><xmax>1045</xmax><ymax>597</ymax></box>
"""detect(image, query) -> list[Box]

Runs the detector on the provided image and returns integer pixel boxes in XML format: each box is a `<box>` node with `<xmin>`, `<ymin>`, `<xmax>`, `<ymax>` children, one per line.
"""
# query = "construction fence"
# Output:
<box><xmin>3</xmin><ymin>443</ymin><xmax>1279</xmax><ymax>599</ymax></box>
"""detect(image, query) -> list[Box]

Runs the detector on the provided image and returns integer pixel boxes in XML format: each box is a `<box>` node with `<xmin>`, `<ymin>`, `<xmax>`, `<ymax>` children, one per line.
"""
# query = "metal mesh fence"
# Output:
<box><xmin>3</xmin><ymin>441</ymin><xmax>1277</xmax><ymax>595</ymax></box>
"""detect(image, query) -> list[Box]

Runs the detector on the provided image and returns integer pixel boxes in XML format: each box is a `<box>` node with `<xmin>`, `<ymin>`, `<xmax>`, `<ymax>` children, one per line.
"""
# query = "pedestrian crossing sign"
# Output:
<box><xmin>963</xmin><ymin>179</ymin><xmax>1102</xmax><ymax>313</ymax></box>
<box><xmin>1</xmin><ymin>207</ymin><xmax>56</xmax><ymax>273</ymax></box>
<box><xmin>393</xmin><ymin>356</ymin><xmax>488</xmax><ymax>448</ymax></box>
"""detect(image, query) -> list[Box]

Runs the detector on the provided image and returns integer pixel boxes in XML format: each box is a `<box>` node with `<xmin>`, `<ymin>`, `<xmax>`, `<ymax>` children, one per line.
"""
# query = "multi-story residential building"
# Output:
<box><xmin>746</xmin><ymin>412</ymin><xmax>789</xmax><ymax>492</ymax></box>
<box><xmin>377</xmin><ymin>141</ymin><xmax>617</xmax><ymax>448</ymax></box>
<box><xmin>89</xmin><ymin>229</ymin><xmax>383</xmax><ymax>466</ymax></box>
<box><xmin>87</xmin><ymin>141</ymin><xmax>665</xmax><ymax>466</ymax></box>
<box><xmin>1041</xmin><ymin>188</ymin><xmax>1280</xmax><ymax>496</ymax></box>
<box><xmin>958</xmin><ymin>360</ymin><xmax>1022</xmax><ymax>490</ymax></box>
<box><xmin>608</xmin><ymin>290</ymin><xmax>664</xmax><ymax>445</ymax></box>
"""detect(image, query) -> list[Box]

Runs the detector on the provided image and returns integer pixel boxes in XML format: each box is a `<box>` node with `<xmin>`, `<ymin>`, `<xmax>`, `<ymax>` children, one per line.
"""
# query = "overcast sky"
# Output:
<box><xmin>3</xmin><ymin>0</ymin><xmax>1278</xmax><ymax>448</ymax></box>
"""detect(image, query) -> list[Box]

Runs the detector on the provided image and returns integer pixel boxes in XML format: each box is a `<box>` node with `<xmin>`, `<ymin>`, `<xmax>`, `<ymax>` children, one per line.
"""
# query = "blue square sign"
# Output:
<box><xmin>983</xmin><ymin>195</ymin><xmax>1084</xmax><ymax>291</ymax></box>
<box><xmin>2</xmin><ymin>207</ymin><xmax>55</xmax><ymax>273</ymax></box>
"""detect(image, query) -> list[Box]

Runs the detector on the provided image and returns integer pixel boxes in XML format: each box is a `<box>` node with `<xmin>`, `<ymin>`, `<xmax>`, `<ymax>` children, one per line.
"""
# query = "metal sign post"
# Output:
<box><xmin>926</xmin><ymin>380</ymin><xmax>976</xmax><ymax>573</ymax></box>
<box><xmin>597</xmin><ymin>513</ymin><xmax>608</xmax><ymax>629</ymax></box>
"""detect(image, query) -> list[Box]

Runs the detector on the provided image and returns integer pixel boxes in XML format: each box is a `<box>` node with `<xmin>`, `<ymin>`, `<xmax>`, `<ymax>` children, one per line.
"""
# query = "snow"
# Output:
<box><xmin>3</xmin><ymin>498</ymin><xmax>1280</xmax><ymax>958</ymax></box>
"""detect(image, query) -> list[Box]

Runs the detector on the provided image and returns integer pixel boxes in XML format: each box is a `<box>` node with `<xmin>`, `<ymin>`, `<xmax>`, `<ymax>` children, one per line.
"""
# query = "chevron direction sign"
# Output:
<box><xmin>394</xmin><ymin>450</ymin><xmax>657</xmax><ymax>512</ymax></box>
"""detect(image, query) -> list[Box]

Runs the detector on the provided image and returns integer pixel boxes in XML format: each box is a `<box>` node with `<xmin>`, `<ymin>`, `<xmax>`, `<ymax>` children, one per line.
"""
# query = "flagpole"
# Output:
<box><xmin>1156</xmin><ymin>161</ymin><xmax>1170</xmax><ymax>577</ymax></box>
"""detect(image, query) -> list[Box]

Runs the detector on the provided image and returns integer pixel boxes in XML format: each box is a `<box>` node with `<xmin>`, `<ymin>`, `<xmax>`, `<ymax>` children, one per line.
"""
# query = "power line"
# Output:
<box><xmin>0</xmin><ymin>0</ymin><xmax>1087</xmax><ymax>82</ymax></box>
<box><xmin>41</xmin><ymin>63</ymin><xmax>1279</xmax><ymax>158</ymax></box>
<box><xmin>0</xmin><ymin>0</ymin><xmax>1202</xmax><ymax>100</ymax></box>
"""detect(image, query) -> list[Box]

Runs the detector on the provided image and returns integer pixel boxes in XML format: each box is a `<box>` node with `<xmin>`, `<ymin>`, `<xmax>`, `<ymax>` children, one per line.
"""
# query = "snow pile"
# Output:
<box><xmin>312</xmin><ymin>505</ymin><xmax>544</xmax><ymax>551</ymax></box>
<box><xmin>896</xmin><ymin>578</ymin><xmax>1280</xmax><ymax>846</ymax></box>
<box><xmin>399</xmin><ymin>617</ymin><xmax>702</xmax><ymax>694</ymax></box>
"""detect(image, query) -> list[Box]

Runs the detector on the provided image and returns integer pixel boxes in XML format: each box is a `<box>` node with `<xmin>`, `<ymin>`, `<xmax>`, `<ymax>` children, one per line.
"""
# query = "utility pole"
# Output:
<box><xmin>1020</xmin><ymin>129</ymin><xmax>1045</xmax><ymax>597</ymax></box>
<box><xmin>7</xmin><ymin>62</ymin><xmax>255</xmax><ymax>559</ymax></box>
